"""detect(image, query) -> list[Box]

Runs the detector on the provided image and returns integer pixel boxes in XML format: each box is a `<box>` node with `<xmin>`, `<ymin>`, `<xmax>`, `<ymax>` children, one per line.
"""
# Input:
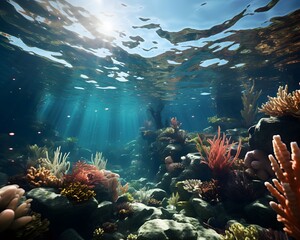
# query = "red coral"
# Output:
<box><xmin>65</xmin><ymin>161</ymin><xmax>105</xmax><ymax>187</ymax></box>
<box><xmin>197</xmin><ymin>126</ymin><xmax>241</xmax><ymax>177</ymax></box>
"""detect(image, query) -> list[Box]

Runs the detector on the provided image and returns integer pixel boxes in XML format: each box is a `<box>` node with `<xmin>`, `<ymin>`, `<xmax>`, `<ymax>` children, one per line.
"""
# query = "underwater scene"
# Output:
<box><xmin>0</xmin><ymin>0</ymin><xmax>300</xmax><ymax>239</ymax></box>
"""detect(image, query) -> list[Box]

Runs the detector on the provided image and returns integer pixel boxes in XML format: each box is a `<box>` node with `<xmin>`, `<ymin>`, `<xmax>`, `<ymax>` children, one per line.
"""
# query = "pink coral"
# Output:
<box><xmin>0</xmin><ymin>185</ymin><xmax>33</xmax><ymax>232</ymax></box>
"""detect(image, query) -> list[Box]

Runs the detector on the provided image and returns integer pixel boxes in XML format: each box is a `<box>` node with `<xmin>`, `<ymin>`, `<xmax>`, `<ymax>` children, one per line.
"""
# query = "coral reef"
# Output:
<box><xmin>259</xmin><ymin>85</ymin><xmax>300</xmax><ymax>118</ymax></box>
<box><xmin>264</xmin><ymin>135</ymin><xmax>300</xmax><ymax>239</ymax></box>
<box><xmin>60</xmin><ymin>182</ymin><xmax>96</xmax><ymax>203</ymax></box>
<box><xmin>0</xmin><ymin>185</ymin><xmax>33</xmax><ymax>232</ymax></box>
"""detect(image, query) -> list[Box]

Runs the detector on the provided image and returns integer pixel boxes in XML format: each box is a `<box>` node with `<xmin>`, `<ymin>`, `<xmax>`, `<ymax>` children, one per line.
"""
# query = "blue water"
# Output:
<box><xmin>0</xmin><ymin>0</ymin><xmax>300</xmax><ymax>152</ymax></box>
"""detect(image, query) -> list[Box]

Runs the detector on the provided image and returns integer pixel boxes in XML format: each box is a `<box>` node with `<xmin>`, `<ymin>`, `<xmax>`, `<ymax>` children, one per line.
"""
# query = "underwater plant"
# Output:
<box><xmin>240</xmin><ymin>82</ymin><xmax>262</xmax><ymax>127</ymax></box>
<box><xmin>197</xmin><ymin>126</ymin><xmax>241</xmax><ymax>177</ymax></box>
<box><xmin>134</xmin><ymin>187</ymin><xmax>152</xmax><ymax>204</ymax></box>
<box><xmin>28</xmin><ymin>144</ymin><xmax>48</xmax><ymax>160</ymax></box>
<box><xmin>60</xmin><ymin>182</ymin><xmax>96</xmax><ymax>203</ymax></box>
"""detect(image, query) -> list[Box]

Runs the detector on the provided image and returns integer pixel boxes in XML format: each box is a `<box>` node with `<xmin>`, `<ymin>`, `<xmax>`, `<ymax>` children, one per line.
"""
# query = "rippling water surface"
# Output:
<box><xmin>1</xmin><ymin>0</ymin><xmax>300</xmax><ymax>149</ymax></box>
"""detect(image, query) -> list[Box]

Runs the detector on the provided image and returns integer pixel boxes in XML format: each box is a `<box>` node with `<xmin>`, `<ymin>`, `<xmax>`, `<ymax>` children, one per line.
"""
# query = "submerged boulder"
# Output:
<box><xmin>137</xmin><ymin>219</ymin><xmax>197</xmax><ymax>240</ymax></box>
<box><xmin>249</xmin><ymin>116</ymin><xmax>300</xmax><ymax>154</ymax></box>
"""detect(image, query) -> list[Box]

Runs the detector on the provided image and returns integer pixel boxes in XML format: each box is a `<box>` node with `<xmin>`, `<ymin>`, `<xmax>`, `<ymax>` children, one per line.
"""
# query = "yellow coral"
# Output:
<box><xmin>92</xmin><ymin>227</ymin><xmax>104</xmax><ymax>240</ymax></box>
<box><xmin>222</xmin><ymin>222</ymin><xmax>259</xmax><ymax>240</ymax></box>
<box><xmin>127</xmin><ymin>233</ymin><xmax>138</xmax><ymax>240</ymax></box>
<box><xmin>259</xmin><ymin>85</ymin><xmax>300</xmax><ymax>118</ymax></box>
<box><xmin>60</xmin><ymin>182</ymin><xmax>96</xmax><ymax>203</ymax></box>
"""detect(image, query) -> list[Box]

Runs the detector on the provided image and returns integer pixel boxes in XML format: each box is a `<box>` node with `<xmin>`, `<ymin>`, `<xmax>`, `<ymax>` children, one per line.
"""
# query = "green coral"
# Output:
<box><xmin>222</xmin><ymin>222</ymin><xmax>259</xmax><ymax>240</ymax></box>
<box><xmin>60</xmin><ymin>182</ymin><xmax>96</xmax><ymax>202</ymax></box>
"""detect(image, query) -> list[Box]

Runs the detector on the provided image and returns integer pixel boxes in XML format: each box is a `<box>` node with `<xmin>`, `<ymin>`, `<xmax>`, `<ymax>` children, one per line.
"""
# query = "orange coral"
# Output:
<box><xmin>27</xmin><ymin>166</ymin><xmax>63</xmax><ymax>187</ymax></box>
<box><xmin>264</xmin><ymin>135</ymin><xmax>300</xmax><ymax>239</ymax></box>
<box><xmin>259</xmin><ymin>85</ymin><xmax>300</xmax><ymax>118</ymax></box>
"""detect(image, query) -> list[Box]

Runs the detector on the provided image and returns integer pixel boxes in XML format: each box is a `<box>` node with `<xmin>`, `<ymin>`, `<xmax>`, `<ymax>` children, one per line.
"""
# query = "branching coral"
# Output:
<box><xmin>27</xmin><ymin>166</ymin><xmax>63</xmax><ymax>187</ymax></box>
<box><xmin>197</xmin><ymin>126</ymin><xmax>242</xmax><ymax>176</ymax></box>
<box><xmin>264</xmin><ymin>135</ymin><xmax>300</xmax><ymax>239</ymax></box>
<box><xmin>259</xmin><ymin>85</ymin><xmax>300</xmax><ymax>118</ymax></box>
<box><xmin>60</xmin><ymin>182</ymin><xmax>96</xmax><ymax>203</ymax></box>
<box><xmin>0</xmin><ymin>185</ymin><xmax>33</xmax><ymax>232</ymax></box>
<box><xmin>39</xmin><ymin>146</ymin><xmax>70</xmax><ymax>178</ymax></box>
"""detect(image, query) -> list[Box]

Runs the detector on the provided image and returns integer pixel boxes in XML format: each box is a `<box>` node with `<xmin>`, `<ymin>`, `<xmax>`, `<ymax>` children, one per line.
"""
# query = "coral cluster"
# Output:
<box><xmin>222</xmin><ymin>222</ymin><xmax>259</xmax><ymax>240</ymax></box>
<box><xmin>182</xmin><ymin>179</ymin><xmax>220</xmax><ymax>203</ymax></box>
<box><xmin>259</xmin><ymin>85</ymin><xmax>300</xmax><ymax>118</ymax></box>
<box><xmin>27</xmin><ymin>166</ymin><xmax>62</xmax><ymax>187</ymax></box>
<box><xmin>264</xmin><ymin>135</ymin><xmax>300</xmax><ymax>239</ymax></box>
<box><xmin>0</xmin><ymin>185</ymin><xmax>33</xmax><ymax>232</ymax></box>
<box><xmin>60</xmin><ymin>182</ymin><xmax>96</xmax><ymax>203</ymax></box>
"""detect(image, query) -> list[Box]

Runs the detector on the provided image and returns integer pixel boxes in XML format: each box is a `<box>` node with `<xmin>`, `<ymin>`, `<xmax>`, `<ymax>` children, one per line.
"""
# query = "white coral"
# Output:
<box><xmin>40</xmin><ymin>146</ymin><xmax>70</xmax><ymax>178</ymax></box>
<box><xmin>90</xmin><ymin>151</ymin><xmax>107</xmax><ymax>170</ymax></box>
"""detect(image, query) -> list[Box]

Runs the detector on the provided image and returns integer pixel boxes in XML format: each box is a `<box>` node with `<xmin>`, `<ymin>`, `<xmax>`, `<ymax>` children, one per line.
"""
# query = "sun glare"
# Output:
<box><xmin>97</xmin><ymin>19</ymin><xmax>116</xmax><ymax>37</ymax></box>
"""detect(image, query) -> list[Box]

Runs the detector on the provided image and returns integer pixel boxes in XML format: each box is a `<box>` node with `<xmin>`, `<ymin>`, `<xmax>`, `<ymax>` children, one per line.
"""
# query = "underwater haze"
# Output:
<box><xmin>0</xmin><ymin>0</ymin><xmax>300</xmax><ymax>152</ymax></box>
